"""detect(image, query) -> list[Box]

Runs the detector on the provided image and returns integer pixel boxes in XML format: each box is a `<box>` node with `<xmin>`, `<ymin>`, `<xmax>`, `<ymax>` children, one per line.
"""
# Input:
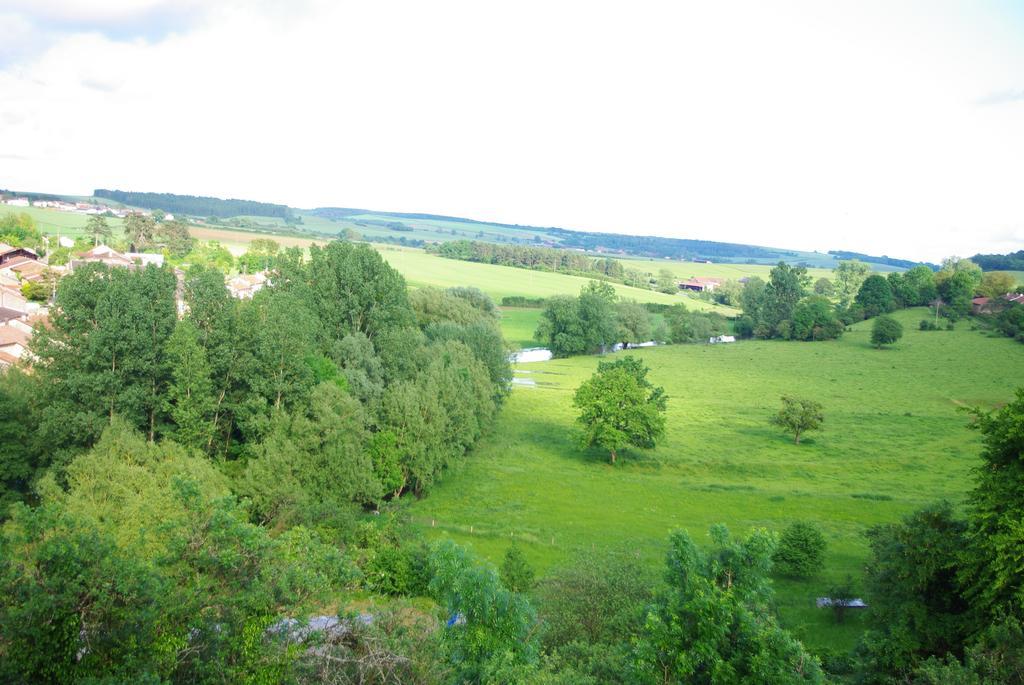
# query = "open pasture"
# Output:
<box><xmin>407</xmin><ymin>307</ymin><xmax>1024</xmax><ymax>651</ymax></box>
<box><xmin>614</xmin><ymin>256</ymin><xmax>839</xmax><ymax>283</ymax></box>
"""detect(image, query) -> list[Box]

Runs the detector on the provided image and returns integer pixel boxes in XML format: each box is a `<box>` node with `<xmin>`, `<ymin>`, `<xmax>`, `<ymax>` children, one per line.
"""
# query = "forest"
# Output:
<box><xmin>547</xmin><ymin>227</ymin><xmax>793</xmax><ymax>261</ymax></box>
<box><xmin>972</xmin><ymin>249</ymin><xmax>1024</xmax><ymax>271</ymax></box>
<box><xmin>431</xmin><ymin>240</ymin><xmax>634</xmax><ymax>283</ymax></box>
<box><xmin>94</xmin><ymin>189</ymin><xmax>295</xmax><ymax>220</ymax></box>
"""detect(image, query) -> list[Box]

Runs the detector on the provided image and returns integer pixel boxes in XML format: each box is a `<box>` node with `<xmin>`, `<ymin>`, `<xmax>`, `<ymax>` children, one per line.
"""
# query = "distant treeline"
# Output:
<box><xmin>972</xmin><ymin>250</ymin><xmax>1024</xmax><ymax>271</ymax></box>
<box><xmin>312</xmin><ymin>207</ymin><xmax>549</xmax><ymax>230</ymax></box>
<box><xmin>548</xmin><ymin>228</ymin><xmax>789</xmax><ymax>261</ymax></box>
<box><xmin>431</xmin><ymin>240</ymin><xmax>630</xmax><ymax>281</ymax></box>
<box><xmin>94</xmin><ymin>189</ymin><xmax>294</xmax><ymax>220</ymax></box>
<box><xmin>829</xmin><ymin>250</ymin><xmax>936</xmax><ymax>270</ymax></box>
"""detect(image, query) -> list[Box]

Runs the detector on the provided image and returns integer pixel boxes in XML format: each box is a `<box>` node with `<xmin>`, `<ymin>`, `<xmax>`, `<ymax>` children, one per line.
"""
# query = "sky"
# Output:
<box><xmin>1</xmin><ymin>0</ymin><xmax>1022</xmax><ymax>262</ymax></box>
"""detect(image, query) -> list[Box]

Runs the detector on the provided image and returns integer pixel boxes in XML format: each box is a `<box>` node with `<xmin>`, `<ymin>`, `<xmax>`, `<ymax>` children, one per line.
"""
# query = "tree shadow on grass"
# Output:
<box><xmin>512</xmin><ymin>416</ymin><xmax>664</xmax><ymax>468</ymax></box>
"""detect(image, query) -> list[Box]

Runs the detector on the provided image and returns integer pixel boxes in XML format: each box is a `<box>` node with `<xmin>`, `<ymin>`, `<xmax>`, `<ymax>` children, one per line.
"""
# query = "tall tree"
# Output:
<box><xmin>578</xmin><ymin>280</ymin><xmax>619</xmax><ymax>352</ymax></box>
<box><xmin>616</xmin><ymin>299</ymin><xmax>653</xmax><ymax>346</ymax></box>
<box><xmin>962</xmin><ymin>388</ymin><xmax>1024</xmax><ymax>623</ymax></box>
<box><xmin>536</xmin><ymin>295</ymin><xmax>587</xmax><ymax>357</ymax></box>
<box><xmin>763</xmin><ymin>262</ymin><xmax>810</xmax><ymax>334</ymax></box>
<box><xmin>573</xmin><ymin>356</ymin><xmax>667</xmax><ymax>463</ymax></box>
<box><xmin>32</xmin><ymin>264</ymin><xmax>177</xmax><ymax>450</ymax></box>
<box><xmin>85</xmin><ymin>214</ymin><xmax>112</xmax><ymax>246</ymax></box>
<box><xmin>123</xmin><ymin>214</ymin><xmax>156</xmax><ymax>251</ymax></box>
<box><xmin>634</xmin><ymin>526</ymin><xmax>824</xmax><ymax>684</ymax></box>
<box><xmin>163</xmin><ymin>320</ymin><xmax>216</xmax><ymax>450</ymax></box>
<box><xmin>856</xmin><ymin>275</ymin><xmax>896</xmax><ymax>317</ymax></box>
<box><xmin>833</xmin><ymin>259</ymin><xmax>871</xmax><ymax>308</ymax></box>
<box><xmin>771</xmin><ymin>396</ymin><xmax>824</xmax><ymax>444</ymax></box>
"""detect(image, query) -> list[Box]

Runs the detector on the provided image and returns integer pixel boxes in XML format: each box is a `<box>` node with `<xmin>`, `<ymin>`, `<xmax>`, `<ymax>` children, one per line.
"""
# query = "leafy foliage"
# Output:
<box><xmin>634</xmin><ymin>526</ymin><xmax>824</xmax><ymax>684</ymax></box>
<box><xmin>573</xmin><ymin>356</ymin><xmax>667</xmax><ymax>462</ymax></box>
<box><xmin>771</xmin><ymin>396</ymin><xmax>824</xmax><ymax>444</ymax></box>
<box><xmin>871</xmin><ymin>314</ymin><xmax>904</xmax><ymax>347</ymax></box>
<box><xmin>773</xmin><ymin>521</ymin><xmax>827</xmax><ymax>578</ymax></box>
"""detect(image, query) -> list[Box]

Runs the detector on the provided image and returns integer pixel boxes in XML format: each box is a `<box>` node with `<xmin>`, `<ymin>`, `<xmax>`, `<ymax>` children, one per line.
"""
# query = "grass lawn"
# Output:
<box><xmin>614</xmin><ymin>256</ymin><xmax>838</xmax><ymax>283</ymax></box>
<box><xmin>405</xmin><ymin>307</ymin><xmax>1024</xmax><ymax>653</ymax></box>
<box><xmin>6</xmin><ymin>205</ymin><xmax>126</xmax><ymax>238</ymax></box>
<box><xmin>498</xmin><ymin>308</ymin><xmax>544</xmax><ymax>348</ymax></box>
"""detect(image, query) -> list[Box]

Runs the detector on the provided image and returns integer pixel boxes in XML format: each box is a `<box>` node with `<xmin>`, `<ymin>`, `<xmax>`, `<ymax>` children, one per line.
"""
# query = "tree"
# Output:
<box><xmin>763</xmin><ymin>262</ymin><xmax>810</xmax><ymax>333</ymax></box>
<box><xmin>32</xmin><ymin>263</ymin><xmax>178</xmax><ymax>450</ymax></box>
<box><xmin>773</xmin><ymin>521</ymin><xmax>827</xmax><ymax>578</ymax></box>
<box><xmin>163</xmin><ymin>320</ymin><xmax>216</xmax><ymax>450</ymax></box>
<box><xmin>859</xmin><ymin>502</ymin><xmax>971</xmax><ymax>680</ymax></box>
<box><xmin>979</xmin><ymin>271</ymin><xmax>1017</xmax><ymax>299</ymax></box>
<box><xmin>578</xmin><ymin>280</ymin><xmax>619</xmax><ymax>352</ymax></box>
<box><xmin>771</xmin><ymin>396</ymin><xmax>823</xmax><ymax>444</ymax></box>
<box><xmin>123</xmin><ymin>213</ymin><xmax>156</xmax><ymax>251</ymax></box>
<box><xmin>153</xmin><ymin>219</ymin><xmax>193</xmax><ymax>258</ymax></box>
<box><xmin>573</xmin><ymin>356</ymin><xmax>666</xmax><ymax>463</ymax></box>
<box><xmin>656</xmin><ymin>268</ymin><xmax>678</xmax><ymax>294</ymax></box>
<box><xmin>790</xmin><ymin>296</ymin><xmax>844</xmax><ymax>341</ymax></box>
<box><xmin>856</xmin><ymin>274</ymin><xmax>896</xmax><ymax>317</ymax></box>
<box><xmin>813</xmin><ymin>277</ymin><xmax>835</xmax><ymax>297</ymax></box>
<box><xmin>500</xmin><ymin>543</ymin><xmax>536</xmax><ymax>593</ymax></box>
<box><xmin>902</xmin><ymin>265</ymin><xmax>939</xmax><ymax>306</ymax></box>
<box><xmin>634</xmin><ymin>526</ymin><xmax>824</xmax><ymax>684</ymax></box>
<box><xmin>616</xmin><ymin>299</ymin><xmax>652</xmax><ymax>346</ymax></box>
<box><xmin>85</xmin><ymin>214</ymin><xmax>112</xmax><ymax>246</ymax></box>
<box><xmin>536</xmin><ymin>295</ymin><xmax>588</xmax><ymax>357</ymax></box>
<box><xmin>871</xmin><ymin>314</ymin><xmax>904</xmax><ymax>348</ymax></box>
<box><xmin>428</xmin><ymin>540</ymin><xmax>540</xmax><ymax>682</ymax></box>
<box><xmin>961</xmin><ymin>388</ymin><xmax>1024</xmax><ymax>623</ymax></box>
<box><xmin>536</xmin><ymin>550</ymin><xmax>653</xmax><ymax>684</ymax></box>
<box><xmin>834</xmin><ymin>259</ymin><xmax>871</xmax><ymax>308</ymax></box>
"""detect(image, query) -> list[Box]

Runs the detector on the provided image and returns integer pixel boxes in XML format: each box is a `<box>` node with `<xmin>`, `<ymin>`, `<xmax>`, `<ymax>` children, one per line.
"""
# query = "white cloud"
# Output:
<box><xmin>0</xmin><ymin>0</ymin><xmax>1022</xmax><ymax>262</ymax></box>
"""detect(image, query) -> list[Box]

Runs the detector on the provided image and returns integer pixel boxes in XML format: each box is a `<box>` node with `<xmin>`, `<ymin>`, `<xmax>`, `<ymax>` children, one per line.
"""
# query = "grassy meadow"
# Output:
<box><xmin>406</xmin><ymin>307</ymin><xmax>1024</xmax><ymax>652</ymax></box>
<box><xmin>615</xmin><ymin>256</ymin><xmax>837</xmax><ymax>283</ymax></box>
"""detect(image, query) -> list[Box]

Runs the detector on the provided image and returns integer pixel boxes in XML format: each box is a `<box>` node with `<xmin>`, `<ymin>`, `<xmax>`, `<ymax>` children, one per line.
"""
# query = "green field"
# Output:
<box><xmin>377</xmin><ymin>246</ymin><xmax>736</xmax><ymax>311</ymax></box>
<box><xmin>7</xmin><ymin>205</ymin><xmax>126</xmax><ymax>237</ymax></box>
<box><xmin>498</xmin><ymin>308</ymin><xmax>544</xmax><ymax>348</ymax></box>
<box><xmin>615</xmin><ymin>256</ymin><xmax>838</xmax><ymax>282</ymax></box>
<box><xmin>406</xmin><ymin>307</ymin><xmax>1024</xmax><ymax>652</ymax></box>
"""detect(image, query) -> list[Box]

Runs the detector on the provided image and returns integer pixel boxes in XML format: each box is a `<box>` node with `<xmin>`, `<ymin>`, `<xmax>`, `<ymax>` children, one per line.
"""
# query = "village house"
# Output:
<box><xmin>0</xmin><ymin>243</ymin><xmax>39</xmax><ymax>267</ymax></box>
<box><xmin>678</xmin><ymin>276</ymin><xmax>722</xmax><ymax>292</ymax></box>
<box><xmin>227</xmin><ymin>272</ymin><xmax>269</xmax><ymax>299</ymax></box>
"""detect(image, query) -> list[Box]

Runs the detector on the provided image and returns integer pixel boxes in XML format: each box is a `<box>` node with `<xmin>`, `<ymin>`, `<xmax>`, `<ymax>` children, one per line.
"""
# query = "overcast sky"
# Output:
<box><xmin>1</xmin><ymin>1</ymin><xmax>1022</xmax><ymax>262</ymax></box>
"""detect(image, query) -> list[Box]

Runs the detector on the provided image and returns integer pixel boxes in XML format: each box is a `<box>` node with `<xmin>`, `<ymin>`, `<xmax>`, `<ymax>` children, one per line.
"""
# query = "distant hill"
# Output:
<box><xmin>7</xmin><ymin>188</ymin><xmax>926</xmax><ymax>269</ymax></box>
<box><xmin>828</xmin><ymin>250</ymin><xmax>936</xmax><ymax>270</ymax></box>
<box><xmin>972</xmin><ymin>250</ymin><xmax>1024</xmax><ymax>271</ymax></box>
<box><xmin>94</xmin><ymin>189</ymin><xmax>294</xmax><ymax>220</ymax></box>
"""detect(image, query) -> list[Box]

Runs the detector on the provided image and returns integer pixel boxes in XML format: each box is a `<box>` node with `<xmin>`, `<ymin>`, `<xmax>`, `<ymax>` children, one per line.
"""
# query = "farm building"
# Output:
<box><xmin>678</xmin><ymin>277</ymin><xmax>722</xmax><ymax>292</ymax></box>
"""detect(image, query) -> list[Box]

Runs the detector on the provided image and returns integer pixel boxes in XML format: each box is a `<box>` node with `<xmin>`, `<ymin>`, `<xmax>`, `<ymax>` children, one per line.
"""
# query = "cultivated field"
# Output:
<box><xmin>407</xmin><ymin>307</ymin><xmax>1024</xmax><ymax>652</ymax></box>
<box><xmin>614</xmin><ymin>256</ymin><xmax>839</xmax><ymax>282</ymax></box>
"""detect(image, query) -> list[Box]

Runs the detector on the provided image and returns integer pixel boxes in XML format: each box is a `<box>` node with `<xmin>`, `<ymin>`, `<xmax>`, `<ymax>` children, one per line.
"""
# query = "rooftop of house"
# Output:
<box><xmin>0</xmin><ymin>327</ymin><xmax>30</xmax><ymax>347</ymax></box>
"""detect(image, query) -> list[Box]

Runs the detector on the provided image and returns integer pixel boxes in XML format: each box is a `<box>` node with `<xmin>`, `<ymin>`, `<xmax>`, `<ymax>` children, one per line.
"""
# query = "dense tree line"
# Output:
<box><xmin>432</xmin><ymin>239</ymin><xmax>639</xmax><ymax>283</ymax></box>
<box><xmin>734</xmin><ymin>262</ymin><xmax>847</xmax><ymax>341</ymax></box>
<box><xmin>852</xmin><ymin>389</ymin><xmax>1024</xmax><ymax>683</ymax></box>
<box><xmin>971</xmin><ymin>249</ymin><xmax>1024</xmax><ymax>271</ymax></box>
<box><xmin>1</xmin><ymin>241</ymin><xmax>509</xmax><ymax>514</ymax></box>
<box><xmin>734</xmin><ymin>258</ymin><xmax>1019</xmax><ymax>342</ymax></box>
<box><xmin>547</xmin><ymin>227</ymin><xmax>792</xmax><ymax>261</ymax></box>
<box><xmin>828</xmin><ymin>250</ymin><xmax>937</xmax><ymax>270</ymax></box>
<box><xmin>0</xmin><ymin>211</ymin><xmax>42</xmax><ymax>250</ymax></box>
<box><xmin>95</xmin><ymin>189</ymin><xmax>294</xmax><ymax>220</ymax></box>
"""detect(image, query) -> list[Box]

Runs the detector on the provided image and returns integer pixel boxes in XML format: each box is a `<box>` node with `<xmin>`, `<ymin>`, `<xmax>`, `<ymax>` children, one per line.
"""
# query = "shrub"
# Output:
<box><xmin>773</xmin><ymin>521</ymin><xmax>827</xmax><ymax>578</ymax></box>
<box><xmin>871</xmin><ymin>314</ymin><xmax>903</xmax><ymax>348</ymax></box>
<box><xmin>500</xmin><ymin>543</ymin><xmax>536</xmax><ymax>593</ymax></box>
